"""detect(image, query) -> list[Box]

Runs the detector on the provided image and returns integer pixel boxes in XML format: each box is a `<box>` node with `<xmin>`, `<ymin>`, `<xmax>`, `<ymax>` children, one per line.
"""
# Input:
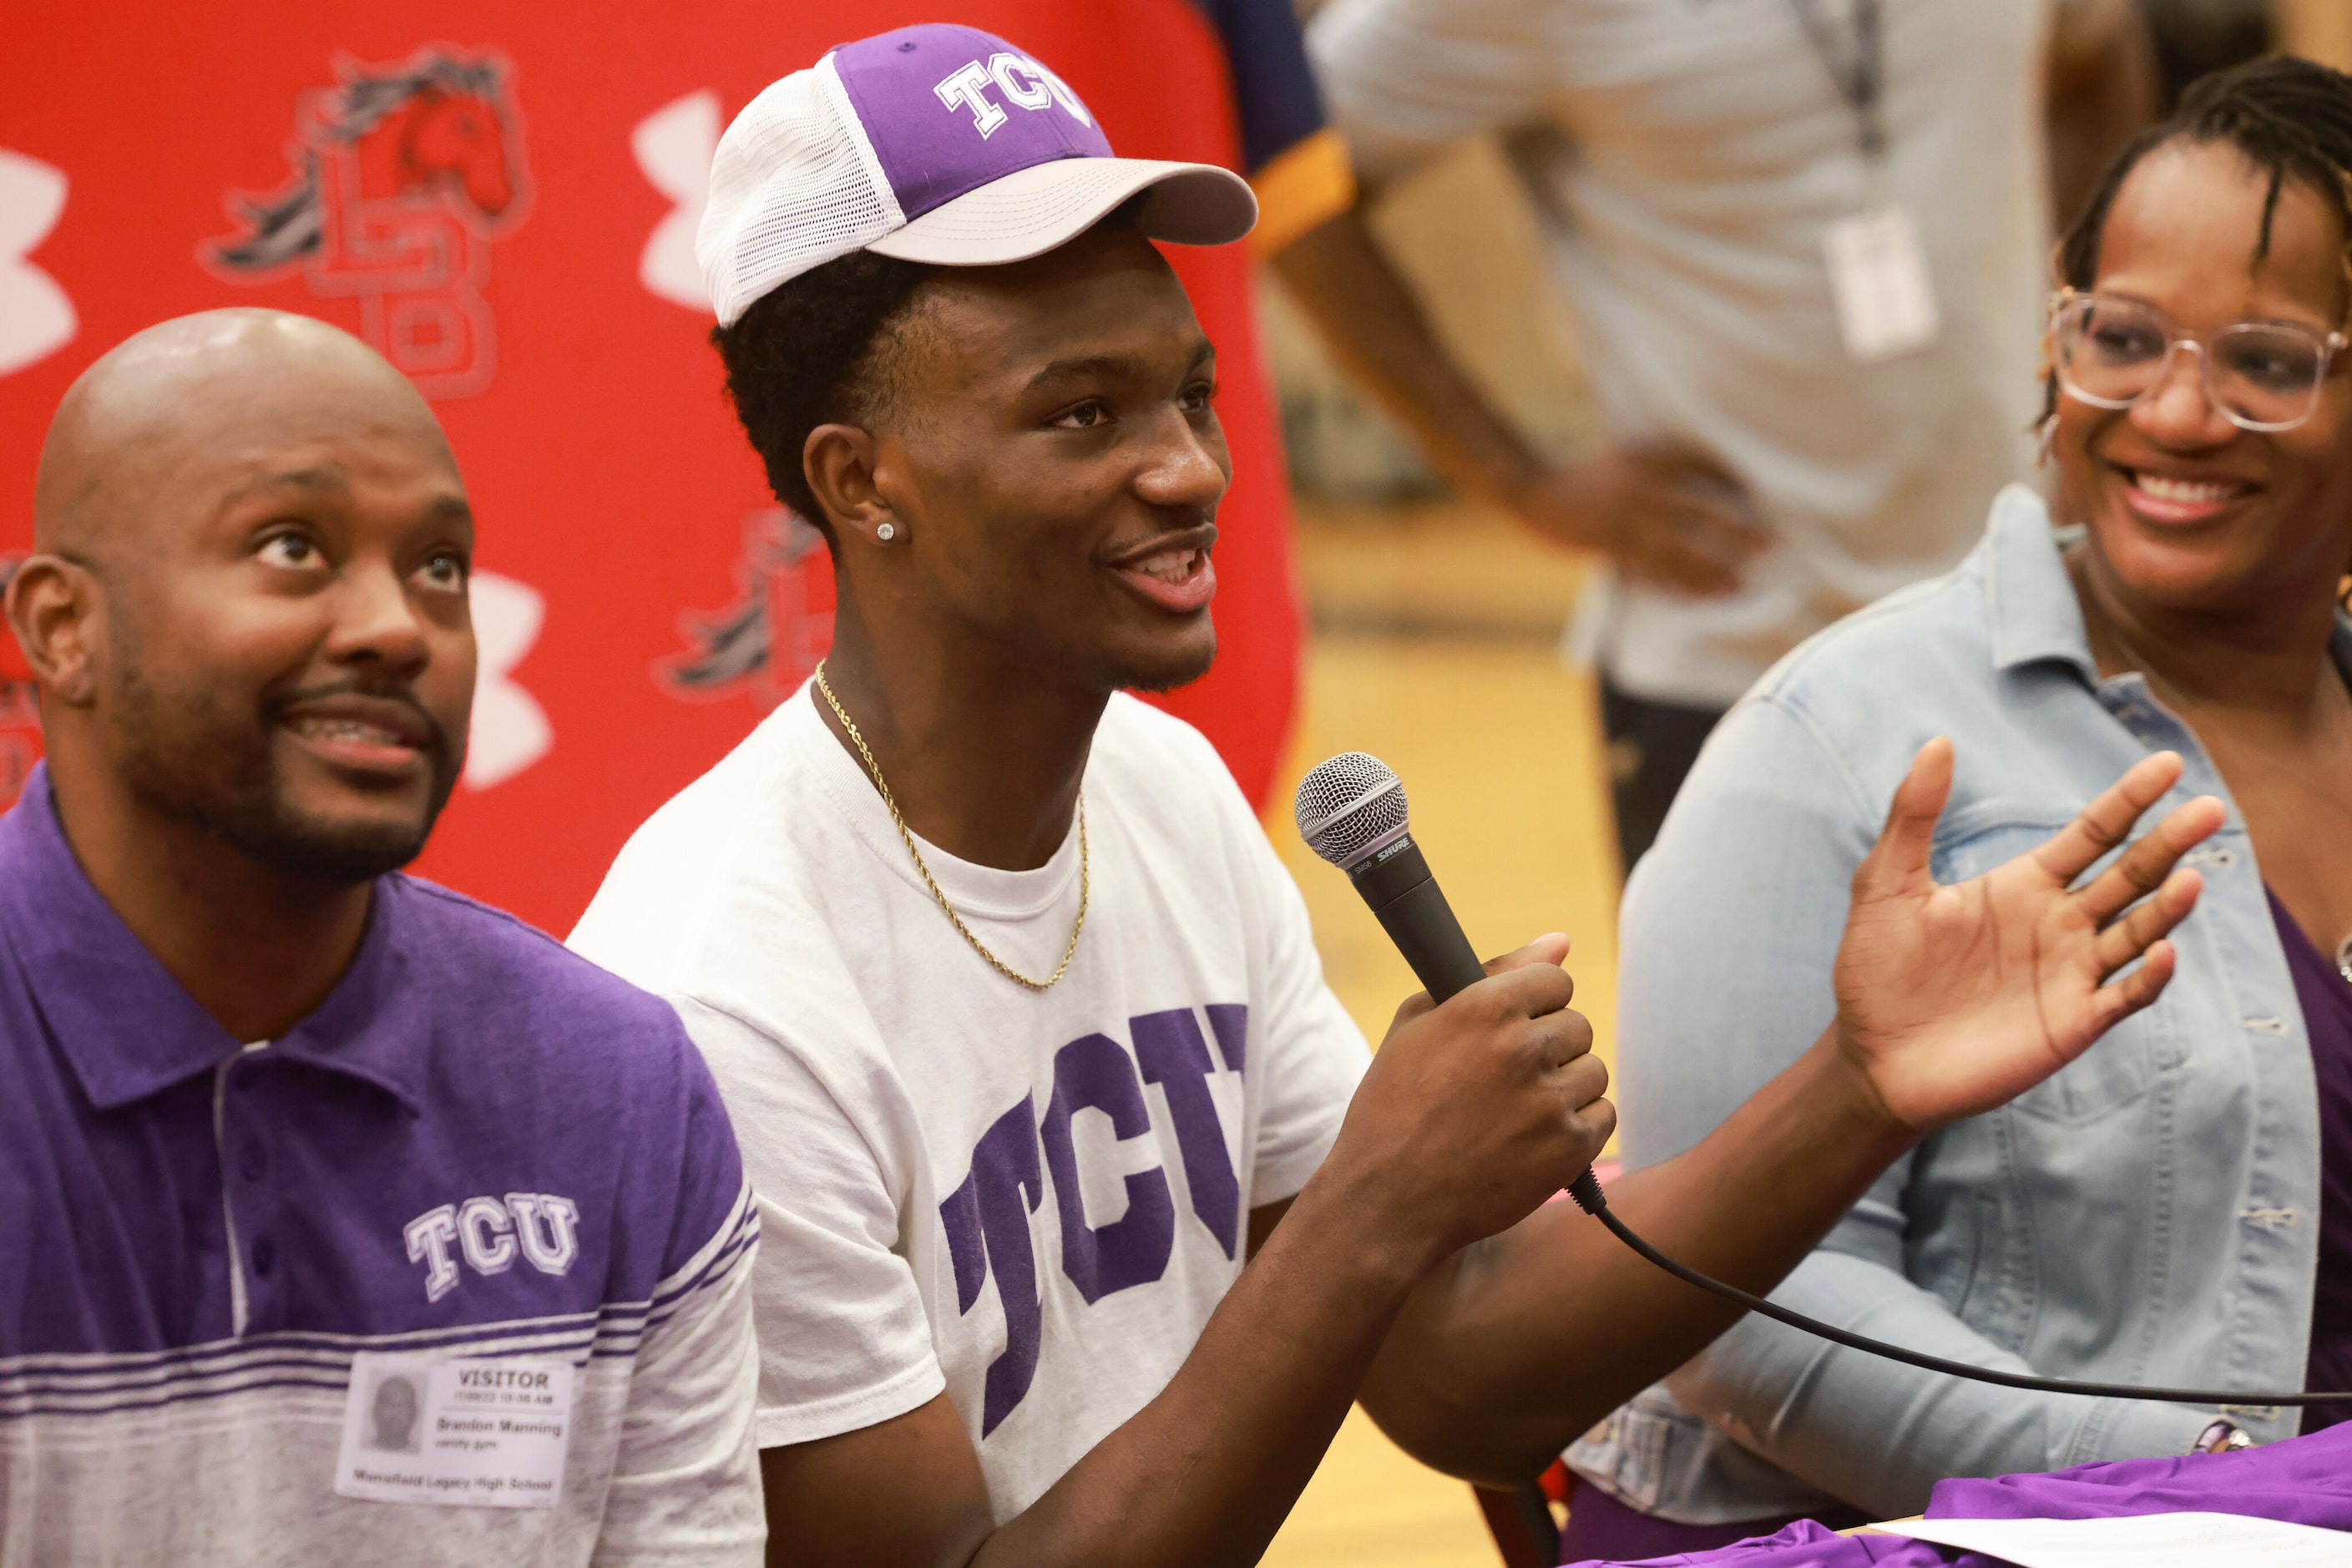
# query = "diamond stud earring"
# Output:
<box><xmin>876</xmin><ymin>522</ymin><xmax>897</xmax><ymax>542</ymax></box>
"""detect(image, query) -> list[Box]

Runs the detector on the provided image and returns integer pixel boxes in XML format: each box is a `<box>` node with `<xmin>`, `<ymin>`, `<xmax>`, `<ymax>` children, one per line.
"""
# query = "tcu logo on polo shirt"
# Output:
<box><xmin>933</xmin><ymin>52</ymin><xmax>1094</xmax><ymax>139</ymax></box>
<box><xmin>402</xmin><ymin>1192</ymin><xmax>580</xmax><ymax>1302</ymax></box>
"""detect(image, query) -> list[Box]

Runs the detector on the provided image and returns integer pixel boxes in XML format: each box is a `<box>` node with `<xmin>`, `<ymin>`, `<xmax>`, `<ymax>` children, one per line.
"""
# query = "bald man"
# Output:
<box><xmin>0</xmin><ymin>311</ymin><xmax>761</xmax><ymax>1564</ymax></box>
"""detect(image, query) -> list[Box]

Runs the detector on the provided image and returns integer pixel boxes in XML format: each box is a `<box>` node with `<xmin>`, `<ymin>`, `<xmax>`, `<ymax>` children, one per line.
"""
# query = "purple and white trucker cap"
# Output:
<box><xmin>698</xmin><ymin>23</ymin><xmax>1260</xmax><ymax>326</ymax></box>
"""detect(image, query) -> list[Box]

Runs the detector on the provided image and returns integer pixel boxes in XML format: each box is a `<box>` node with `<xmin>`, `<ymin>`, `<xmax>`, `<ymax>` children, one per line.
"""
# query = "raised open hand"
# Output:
<box><xmin>1832</xmin><ymin>738</ymin><xmax>2226</xmax><ymax>1131</ymax></box>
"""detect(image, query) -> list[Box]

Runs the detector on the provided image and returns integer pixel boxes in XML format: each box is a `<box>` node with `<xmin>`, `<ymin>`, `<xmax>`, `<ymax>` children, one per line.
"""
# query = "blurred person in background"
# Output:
<box><xmin>2138</xmin><ymin>0</ymin><xmax>2276</xmax><ymax>111</ymax></box>
<box><xmin>1278</xmin><ymin>0</ymin><xmax>2157</xmax><ymax>872</ymax></box>
<box><xmin>1585</xmin><ymin>56</ymin><xmax>2352</xmax><ymax>1561</ymax></box>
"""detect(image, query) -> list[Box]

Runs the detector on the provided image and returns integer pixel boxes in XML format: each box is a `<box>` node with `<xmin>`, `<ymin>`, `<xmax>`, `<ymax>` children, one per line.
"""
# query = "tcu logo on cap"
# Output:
<box><xmin>402</xmin><ymin>1192</ymin><xmax>580</xmax><ymax>1302</ymax></box>
<box><xmin>933</xmin><ymin>52</ymin><xmax>1093</xmax><ymax>139</ymax></box>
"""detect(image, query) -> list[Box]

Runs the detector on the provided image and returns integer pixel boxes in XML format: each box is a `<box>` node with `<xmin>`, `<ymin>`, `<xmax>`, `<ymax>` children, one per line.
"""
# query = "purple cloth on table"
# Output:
<box><xmin>2268</xmin><ymin>888</ymin><xmax>2352</xmax><ymax>1433</ymax></box>
<box><xmin>1560</xmin><ymin>889</ymin><xmax>2352</xmax><ymax>1568</ymax></box>
<box><xmin>1556</xmin><ymin>1477</ymin><xmax>1867</xmax><ymax>1564</ymax></box>
<box><xmin>1561</xmin><ymin>1417</ymin><xmax>2352</xmax><ymax>1565</ymax></box>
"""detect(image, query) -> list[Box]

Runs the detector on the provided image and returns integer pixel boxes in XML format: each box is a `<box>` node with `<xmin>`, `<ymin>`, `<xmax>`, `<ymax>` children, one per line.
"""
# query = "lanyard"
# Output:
<box><xmin>1792</xmin><ymin>0</ymin><xmax>1885</xmax><ymax>159</ymax></box>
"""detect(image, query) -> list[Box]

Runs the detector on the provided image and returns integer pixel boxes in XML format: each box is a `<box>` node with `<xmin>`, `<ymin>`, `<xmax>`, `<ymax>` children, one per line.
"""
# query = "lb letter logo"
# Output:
<box><xmin>201</xmin><ymin>46</ymin><xmax>531</xmax><ymax>402</ymax></box>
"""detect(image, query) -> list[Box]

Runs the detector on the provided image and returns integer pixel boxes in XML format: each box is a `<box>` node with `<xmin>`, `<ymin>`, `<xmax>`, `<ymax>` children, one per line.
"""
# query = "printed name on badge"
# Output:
<box><xmin>335</xmin><ymin>1351</ymin><xmax>575</xmax><ymax>1509</ymax></box>
<box><xmin>1824</xmin><ymin>205</ymin><xmax>1940</xmax><ymax>362</ymax></box>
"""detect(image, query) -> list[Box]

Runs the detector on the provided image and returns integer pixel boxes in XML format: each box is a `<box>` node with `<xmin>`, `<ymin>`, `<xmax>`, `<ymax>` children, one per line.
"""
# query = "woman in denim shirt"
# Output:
<box><xmin>1562</xmin><ymin>56</ymin><xmax>2352</xmax><ymax>1560</ymax></box>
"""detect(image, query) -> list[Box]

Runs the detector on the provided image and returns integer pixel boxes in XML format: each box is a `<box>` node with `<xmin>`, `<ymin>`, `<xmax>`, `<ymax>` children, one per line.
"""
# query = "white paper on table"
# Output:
<box><xmin>1871</xmin><ymin>1511</ymin><xmax>2352</xmax><ymax>1565</ymax></box>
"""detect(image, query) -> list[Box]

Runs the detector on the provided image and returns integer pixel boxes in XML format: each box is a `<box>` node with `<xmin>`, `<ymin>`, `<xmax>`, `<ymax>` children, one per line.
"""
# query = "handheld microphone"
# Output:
<box><xmin>1293</xmin><ymin>752</ymin><xmax>1486</xmax><ymax>1004</ymax></box>
<box><xmin>1294</xmin><ymin>753</ymin><xmax>1606</xmax><ymax>1213</ymax></box>
<box><xmin>1292</xmin><ymin>750</ymin><xmax>2347</xmax><ymax>1410</ymax></box>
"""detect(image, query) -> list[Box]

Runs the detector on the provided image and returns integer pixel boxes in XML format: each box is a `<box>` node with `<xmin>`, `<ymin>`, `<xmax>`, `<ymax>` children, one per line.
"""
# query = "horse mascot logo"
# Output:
<box><xmin>656</xmin><ymin>508</ymin><xmax>838</xmax><ymax>712</ymax></box>
<box><xmin>203</xmin><ymin>47</ymin><xmax>531</xmax><ymax>401</ymax></box>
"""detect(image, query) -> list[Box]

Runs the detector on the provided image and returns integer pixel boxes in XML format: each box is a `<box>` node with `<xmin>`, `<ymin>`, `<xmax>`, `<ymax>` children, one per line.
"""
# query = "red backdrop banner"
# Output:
<box><xmin>0</xmin><ymin>0</ymin><xmax>1302</xmax><ymax>933</ymax></box>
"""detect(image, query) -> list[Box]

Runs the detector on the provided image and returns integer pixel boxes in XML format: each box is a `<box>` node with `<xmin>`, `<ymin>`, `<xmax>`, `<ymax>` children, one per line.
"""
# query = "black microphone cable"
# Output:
<box><xmin>1563</xmin><ymin>1152</ymin><xmax>2350</xmax><ymax>1409</ymax></box>
<box><xmin>1296</xmin><ymin>750</ymin><xmax>2350</xmax><ymax>1412</ymax></box>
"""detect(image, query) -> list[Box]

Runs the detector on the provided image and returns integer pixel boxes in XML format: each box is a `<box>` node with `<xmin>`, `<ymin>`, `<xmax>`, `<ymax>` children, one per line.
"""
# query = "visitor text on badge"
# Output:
<box><xmin>334</xmin><ymin>1351</ymin><xmax>575</xmax><ymax>1509</ymax></box>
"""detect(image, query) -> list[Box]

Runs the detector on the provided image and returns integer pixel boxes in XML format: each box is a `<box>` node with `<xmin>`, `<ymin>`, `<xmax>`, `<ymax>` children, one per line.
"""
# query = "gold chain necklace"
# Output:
<box><xmin>812</xmin><ymin>660</ymin><xmax>1087</xmax><ymax>991</ymax></box>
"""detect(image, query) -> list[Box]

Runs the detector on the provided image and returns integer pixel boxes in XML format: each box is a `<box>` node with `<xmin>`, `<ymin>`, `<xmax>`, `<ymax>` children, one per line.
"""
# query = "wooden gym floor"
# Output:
<box><xmin>1261</xmin><ymin>499</ymin><xmax>1619</xmax><ymax>1568</ymax></box>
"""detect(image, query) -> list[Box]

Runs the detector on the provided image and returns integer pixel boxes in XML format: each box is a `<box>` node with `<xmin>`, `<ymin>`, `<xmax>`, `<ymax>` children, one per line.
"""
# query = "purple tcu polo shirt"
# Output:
<box><xmin>0</xmin><ymin>766</ymin><xmax>762</xmax><ymax>1561</ymax></box>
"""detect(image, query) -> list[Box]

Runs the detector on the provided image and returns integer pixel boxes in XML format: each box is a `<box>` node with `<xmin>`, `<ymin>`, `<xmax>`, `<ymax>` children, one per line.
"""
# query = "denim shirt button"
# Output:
<box><xmin>2242</xmin><ymin>1016</ymin><xmax>2290</xmax><ymax>1035</ymax></box>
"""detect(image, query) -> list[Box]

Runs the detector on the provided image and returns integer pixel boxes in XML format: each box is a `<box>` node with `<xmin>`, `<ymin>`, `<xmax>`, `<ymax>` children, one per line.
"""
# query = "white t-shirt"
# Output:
<box><xmin>569</xmin><ymin>686</ymin><xmax>1369</xmax><ymax>1520</ymax></box>
<box><xmin>1309</xmin><ymin>0</ymin><xmax>2051</xmax><ymax>707</ymax></box>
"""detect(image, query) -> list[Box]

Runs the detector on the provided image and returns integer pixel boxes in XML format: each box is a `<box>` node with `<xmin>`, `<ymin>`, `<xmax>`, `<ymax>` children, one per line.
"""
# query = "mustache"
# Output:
<box><xmin>262</xmin><ymin>679</ymin><xmax>453</xmax><ymax>759</ymax></box>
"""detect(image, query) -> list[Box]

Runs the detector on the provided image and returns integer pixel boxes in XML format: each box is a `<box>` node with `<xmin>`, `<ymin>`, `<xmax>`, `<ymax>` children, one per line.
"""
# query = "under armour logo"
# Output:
<box><xmin>403</xmin><ymin>1191</ymin><xmax>580</xmax><ymax>1302</ymax></box>
<box><xmin>0</xmin><ymin>149</ymin><xmax>74</xmax><ymax>377</ymax></box>
<box><xmin>463</xmin><ymin>570</ymin><xmax>552</xmax><ymax>791</ymax></box>
<box><xmin>933</xmin><ymin>53</ymin><xmax>1093</xmax><ymax>139</ymax></box>
<box><xmin>631</xmin><ymin>89</ymin><xmax>719</xmax><ymax>311</ymax></box>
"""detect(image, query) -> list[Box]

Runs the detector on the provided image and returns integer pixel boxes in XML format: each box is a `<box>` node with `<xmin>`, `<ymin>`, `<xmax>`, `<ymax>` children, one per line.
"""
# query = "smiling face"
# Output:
<box><xmin>2054</xmin><ymin>137</ymin><xmax>2352</xmax><ymax>615</ymax></box>
<box><xmin>846</xmin><ymin>224</ymin><xmax>1231</xmax><ymax>693</ymax></box>
<box><xmin>28</xmin><ymin>315</ymin><xmax>476</xmax><ymax>884</ymax></box>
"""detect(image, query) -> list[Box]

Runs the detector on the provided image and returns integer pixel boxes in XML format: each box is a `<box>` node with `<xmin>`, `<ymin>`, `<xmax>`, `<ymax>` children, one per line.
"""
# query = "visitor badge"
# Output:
<box><xmin>334</xmin><ymin>1351</ymin><xmax>575</xmax><ymax>1509</ymax></box>
<box><xmin>1823</xmin><ymin>205</ymin><xmax>1940</xmax><ymax>362</ymax></box>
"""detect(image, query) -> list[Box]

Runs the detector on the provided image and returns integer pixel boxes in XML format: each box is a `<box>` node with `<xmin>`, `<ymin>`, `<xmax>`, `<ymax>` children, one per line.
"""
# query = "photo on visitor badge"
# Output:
<box><xmin>334</xmin><ymin>1351</ymin><xmax>575</xmax><ymax>1509</ymax></box>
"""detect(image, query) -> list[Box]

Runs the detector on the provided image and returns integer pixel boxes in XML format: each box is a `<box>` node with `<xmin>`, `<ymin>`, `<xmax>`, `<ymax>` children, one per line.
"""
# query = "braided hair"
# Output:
<box><xmin>2041</xmin><ymin>54</ymin><xmax>2352</xmax><ymax>432</ymax></box>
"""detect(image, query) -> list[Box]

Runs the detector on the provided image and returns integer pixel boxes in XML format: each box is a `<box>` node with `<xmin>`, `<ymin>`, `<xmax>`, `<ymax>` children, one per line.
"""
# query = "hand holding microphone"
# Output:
<box><xmin>1294</xmin><ymin>755</ymin><xmax>1613</xmax><ymax>1269</ymax></box>
<box><xmin>1297</xmin><ymin>743</ymin><xmax>2352</xmax><ymax>1408</ymax></box>
<box><xmin>1296</xmin><ymin>740</ymin><xmax>2223</xmax><ymax>1164</ymax></box>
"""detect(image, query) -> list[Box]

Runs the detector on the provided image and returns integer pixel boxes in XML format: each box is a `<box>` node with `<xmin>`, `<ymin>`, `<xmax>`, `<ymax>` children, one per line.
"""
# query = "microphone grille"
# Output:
<box><xmin>1293</xmin><ymin>752</ymin><xmax>1409</xmax><ymax>869</ymax></box>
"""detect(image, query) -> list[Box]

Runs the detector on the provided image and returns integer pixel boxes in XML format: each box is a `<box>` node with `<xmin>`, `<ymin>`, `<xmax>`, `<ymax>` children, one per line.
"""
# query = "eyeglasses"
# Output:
<box><xmin>2048</xmin><ymin>288</ymin><xmax>2349</xmax><ymax>433</ymax></box>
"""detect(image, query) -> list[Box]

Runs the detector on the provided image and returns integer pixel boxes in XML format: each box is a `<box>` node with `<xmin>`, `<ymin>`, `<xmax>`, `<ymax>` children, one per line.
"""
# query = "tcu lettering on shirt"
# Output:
<box><xmin>940</xmin><ymin>1004</ymin><xmax>1247</xmax><ymax>1434</ymax></box>
<box><xmin>402</xmin><ymin>1191</ymin><xmax>581</xmax><ymax>1302</ymax></box>
<box><xmin>933</xmin><ymin>52</ymin><xmax>1093</xmax><ymax>139</ymax></box>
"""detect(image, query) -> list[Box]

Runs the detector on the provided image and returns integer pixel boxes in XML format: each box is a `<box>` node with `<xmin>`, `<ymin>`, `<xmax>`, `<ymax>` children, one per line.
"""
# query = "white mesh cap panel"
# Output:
<box><xmin>696</xmin><ymin>57</ymin><xmax>905</xmax><ymax>326</ymax></box>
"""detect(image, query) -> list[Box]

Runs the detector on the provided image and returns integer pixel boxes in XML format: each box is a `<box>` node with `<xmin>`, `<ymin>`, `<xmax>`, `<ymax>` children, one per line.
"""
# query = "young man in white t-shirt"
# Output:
<box><xmin>571</xmin><ymin>24</ymin><xmax>2222</xmax><ymax>1565</ymax></box>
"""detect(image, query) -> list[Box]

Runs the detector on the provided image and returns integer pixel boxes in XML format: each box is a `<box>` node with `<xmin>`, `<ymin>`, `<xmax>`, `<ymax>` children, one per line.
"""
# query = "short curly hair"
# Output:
<box><xmin>709</xmin><ymin>199</ymin><xmax>1157</xmax><ymax>539</ymax></box>
<box><xmin>709</xmin><ymin>250</ymin><xmax>935</xmax><ymax>539</ymax></box>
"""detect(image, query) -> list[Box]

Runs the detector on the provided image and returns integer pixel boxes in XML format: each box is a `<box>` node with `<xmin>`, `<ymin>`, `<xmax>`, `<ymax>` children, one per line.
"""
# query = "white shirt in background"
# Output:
<box><xmin>569</xmin><ymin>686</ymin><xmax>1369</xmax><ymax>1520</ymax></box>
<box><xmin>1309</xmin><ymin>0</ymin><xmax>2051</xmax><ymax>709</ymax></box>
